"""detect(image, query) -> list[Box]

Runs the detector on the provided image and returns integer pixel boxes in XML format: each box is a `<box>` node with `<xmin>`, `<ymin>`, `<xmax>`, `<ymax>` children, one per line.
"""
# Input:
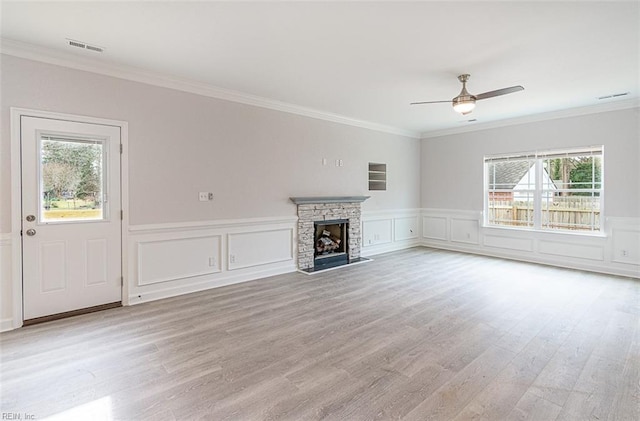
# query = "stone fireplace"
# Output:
<box><xmin>290</xmin><ymin>196</ymin><xmax>370</xmax><ymax>272</ymax></box>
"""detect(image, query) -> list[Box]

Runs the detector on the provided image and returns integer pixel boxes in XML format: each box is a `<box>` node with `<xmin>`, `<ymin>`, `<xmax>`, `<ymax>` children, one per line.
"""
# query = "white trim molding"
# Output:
<box><xmin>127</xmin><ymin>216</ymin><xmax>297</xmax><ymax>305</ymax></box>
<box><xmin>420</xmin><ymin>209</ymin><xmax>640</xmax><ymax>278</ymax></box>
<box><xmin>0</xmin><ymin>233</ymin><xmax>10</xmax><ymax>246</ymax></box>
<box><xmin>1</xmin><ymin>234</ymin><xmax>13</xmax><ymax>332</ymax></box>
<box><xmin>129</xmin><ymin>215</ymin><xmax>298</xmax><ymax>234</ymax></box>
<box><xmin>0</xmin><ymin>39</ymin><xmax>419</xmax><ymax>139</ymax></box>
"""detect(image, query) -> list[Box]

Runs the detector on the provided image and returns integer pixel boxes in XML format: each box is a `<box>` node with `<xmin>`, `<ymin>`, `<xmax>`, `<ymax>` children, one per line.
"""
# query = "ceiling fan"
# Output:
<box><xmin>411</xmin><ymin>74</ymin><xmax>524</xmax><ymax>115</ymax></box>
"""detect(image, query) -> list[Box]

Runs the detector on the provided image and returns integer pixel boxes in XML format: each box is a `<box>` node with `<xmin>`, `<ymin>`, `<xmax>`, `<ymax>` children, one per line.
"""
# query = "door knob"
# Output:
<box><xmin>26</xmin><ymin>229</ymin><xmax>36</xmax><ymax>236</ymax></box>
<box><xmin>26</xmin><ymin>215</ymin><xmax>35</xmax><ymax>222</ymax></box>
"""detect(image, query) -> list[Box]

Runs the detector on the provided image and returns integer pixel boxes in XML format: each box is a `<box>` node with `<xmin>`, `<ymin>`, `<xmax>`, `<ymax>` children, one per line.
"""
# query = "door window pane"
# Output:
<box><xmin>40</xmin><ymin>136</ymin><xmax>105</xmax><ymax>222</ymax></box>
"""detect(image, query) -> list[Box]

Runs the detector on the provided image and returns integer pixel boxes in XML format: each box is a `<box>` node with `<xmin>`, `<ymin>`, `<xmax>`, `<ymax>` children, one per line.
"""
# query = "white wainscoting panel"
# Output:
<box><xmin>394</xmin><ymin>216</ymin><xmax>419</xmax><ymax>242</ymax></box>
<box><xmin>361</xmin><ymin>209</ymin><xmax>422</xmax><ymax>257</ymax></box>
<box><xmin>128</xmin><ymin>216</ymin><xmax>297</xmax><ymax>304</ymax></box>
<box><xmin>421</xmin><ymin>209</ymin><xmax>639</xmax><ymax>278</ymax></box>
<box><xmin>228</xmin><ymin>229</ymin><xmax>293</xmax><ymax>271</ymax></box>
<box><xmin>138</xmin><ymin>235</ymin><xmax>221</xmax><ymax>286</ymax></box>
<box><xmin>422</xmin><ymin>216</ymin><xmax>447</xmax><ymax>241</ymax></box>
<box><xmin>363</xmin><ymin>219</ymin><xmax>392</xmax><ymax>246</ymax></box>
<box><xmin>483</xmin><ymin>234</ymin><xmax>534</xmax><ymax>252</ymax></box>
<box><xmin>611</xmin><ymin>224</ymin><xmax>640</xmax><ymax>265</ymax></box>
<box><xmin>450</xmin><ymin>218</ymin><xmax>479</xmax><ymax>245</ymax></box>
<box><xmin>538</xmin><ymin>240</ymin><xmax>605</xmax><ymax>261</ymax></box>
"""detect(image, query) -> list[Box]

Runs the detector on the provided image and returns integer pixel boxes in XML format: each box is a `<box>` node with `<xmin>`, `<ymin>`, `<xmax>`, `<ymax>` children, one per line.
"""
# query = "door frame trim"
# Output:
<box><xmin>10</xmin><ymin>108</ymin><xmax>130</xmax><ymax>329</ymax></box>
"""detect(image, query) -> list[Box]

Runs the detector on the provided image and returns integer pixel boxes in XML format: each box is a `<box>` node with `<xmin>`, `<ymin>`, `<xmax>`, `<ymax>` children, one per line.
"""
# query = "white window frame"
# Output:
<box><xmin>484</xmin><ymin>146</ymin><xmax>604</xmax><ymax>234</ymax></box>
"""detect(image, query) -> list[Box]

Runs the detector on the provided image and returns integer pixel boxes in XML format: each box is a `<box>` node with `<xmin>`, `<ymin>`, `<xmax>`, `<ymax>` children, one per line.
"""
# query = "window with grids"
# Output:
<box><xmin>485</xmin><ymin>147</ymin><xmax>603</xmax><ymax>232</ymax></box>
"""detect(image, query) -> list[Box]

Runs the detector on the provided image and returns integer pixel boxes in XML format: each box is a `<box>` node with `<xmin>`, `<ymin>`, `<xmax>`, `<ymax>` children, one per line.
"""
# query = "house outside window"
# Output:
<box><xmin>485</xmin><ymin>146</ymin><xmax>603</xmax><ymax>232</ymax></box>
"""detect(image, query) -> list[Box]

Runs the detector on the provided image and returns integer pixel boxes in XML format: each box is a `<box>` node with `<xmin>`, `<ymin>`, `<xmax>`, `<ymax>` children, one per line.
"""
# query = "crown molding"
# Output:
<box><xmin>0</xmin><ymin>38</ymin><xmax>420</xmax><ymax>139</ymax></box>
<box><xmin>421</xmin><ymin>98</ymin><xmax>640</xmax><ymax>139</ymax></box>
<box><xmin>4</xmin><ymin>38</ymin><xmax>635</xmax><ymax>141</ymax></box>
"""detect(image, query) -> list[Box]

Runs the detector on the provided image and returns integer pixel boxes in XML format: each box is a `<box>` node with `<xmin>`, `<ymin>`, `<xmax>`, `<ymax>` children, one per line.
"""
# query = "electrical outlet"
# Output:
<box><xmin>199</xmin><ymin>192</ymin><xmax>213</xmax><ymax>201</ymax></box>
<box><xmin>621</xmin><ymin>249</ymin><xmax>629</xmax><ymax>257</ymax></box>
<box><xmin>230</xmin><ymin>254</ymin><xmax>236</xmax><ymax>263</ymax></box>
<box><xmin>208</xmin><ymin>257</ymin><xmax>216</xmax><ymax>267</ymax></box>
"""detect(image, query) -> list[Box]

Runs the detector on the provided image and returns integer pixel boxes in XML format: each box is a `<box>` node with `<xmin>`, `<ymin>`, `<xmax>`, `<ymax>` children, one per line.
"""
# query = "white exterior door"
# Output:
<box><xmin>21</xmin><ymin>116</ymin><xmax>122</xmax><ymax>320</ymax></box>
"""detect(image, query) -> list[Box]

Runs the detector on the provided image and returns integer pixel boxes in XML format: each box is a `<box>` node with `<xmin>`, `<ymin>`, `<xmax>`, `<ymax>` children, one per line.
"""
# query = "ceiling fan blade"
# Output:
<box><xmin>410</xmin><ymin>100</ymin><xmax>452</xmax><ymax>105</ymax></box>
<box><xmin>475</xmin><ymin>85</ymin><xmax>524</xmax><ymax>100</ymax></box>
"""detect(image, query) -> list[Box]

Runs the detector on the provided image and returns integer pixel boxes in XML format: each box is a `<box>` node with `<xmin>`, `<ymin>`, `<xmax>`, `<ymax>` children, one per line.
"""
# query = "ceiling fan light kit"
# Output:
<box><xmin>452</xmin><ymin>100</ymin><xmax>475</xmax><ymax>115</ymax></box>
<box><xmin>411</xmin><ymin>73</ymin><xmax>524</xmax><ymax>115</ymax></box>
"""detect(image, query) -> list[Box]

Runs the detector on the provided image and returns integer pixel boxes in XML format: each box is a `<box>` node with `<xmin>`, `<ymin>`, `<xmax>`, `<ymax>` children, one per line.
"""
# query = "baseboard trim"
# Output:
<box><xmin>361</xmin><ymin>239</ymin><xmax>421</xmax><ymax>258</ymax></box>
<box><xmin>0</xmin><ymin>318</ymin><xmax>14</xmax><ymax>332</ymax></box>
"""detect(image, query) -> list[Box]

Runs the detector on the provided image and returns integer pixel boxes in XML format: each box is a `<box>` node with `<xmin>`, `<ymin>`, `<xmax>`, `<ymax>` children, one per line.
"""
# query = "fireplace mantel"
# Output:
<box><xmin>290</xmin><ymin>196</ymin><xmax>370</xmax><ymax>205</ymax></box>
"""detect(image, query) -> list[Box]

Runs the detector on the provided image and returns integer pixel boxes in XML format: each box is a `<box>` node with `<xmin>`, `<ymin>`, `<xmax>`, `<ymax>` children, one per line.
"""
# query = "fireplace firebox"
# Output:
<box><xmin>314</xmin><ymin>219</ymin><xmax>349</xmax><ymax>270</ymax></box>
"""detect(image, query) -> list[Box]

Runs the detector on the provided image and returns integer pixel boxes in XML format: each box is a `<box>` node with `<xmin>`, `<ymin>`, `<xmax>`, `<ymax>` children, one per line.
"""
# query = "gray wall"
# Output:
<box><xmin>421</xmin><ymin>108</ymin><xmax>640</xmax><ymax>218</ymax></box>
<box><xmin>1</xmin><ymin>55</ymin><xmax>421</xmax><ymax>232</ymax></box>
<box><xmin>2</xmin><ymin>54</ymin><xmax>638</xmax><ymax>327</ymax></box>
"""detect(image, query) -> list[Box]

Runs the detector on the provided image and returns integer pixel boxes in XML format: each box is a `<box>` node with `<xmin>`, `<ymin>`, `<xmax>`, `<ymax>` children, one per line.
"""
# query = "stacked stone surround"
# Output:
<box><xmin>292</xmin><ymin>198</ymin><xmax>368</xmax><ymax>270</ymax></box>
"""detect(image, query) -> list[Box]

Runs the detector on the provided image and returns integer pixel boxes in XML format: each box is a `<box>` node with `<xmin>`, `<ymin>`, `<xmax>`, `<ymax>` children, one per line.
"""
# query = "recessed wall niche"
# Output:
<box><xmin>368</xmin><ymin>162</ymin><xmax>387</xmax><ymax>191</ymax></box>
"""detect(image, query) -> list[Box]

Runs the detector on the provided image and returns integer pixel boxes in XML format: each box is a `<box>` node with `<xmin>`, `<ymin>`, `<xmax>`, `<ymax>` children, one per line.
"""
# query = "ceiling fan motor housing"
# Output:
<box><xmin>452</xmin><ymin>74</ymin><xmax>476</xmax><ymax>114</ymax></box>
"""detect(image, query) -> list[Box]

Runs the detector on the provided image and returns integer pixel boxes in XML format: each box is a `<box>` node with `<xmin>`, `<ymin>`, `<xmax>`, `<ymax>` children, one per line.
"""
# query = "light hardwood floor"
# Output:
<box><xmin>1</xmin><ymin>247</ymin><xmax>638</xmax><ymax>420</ymax></box>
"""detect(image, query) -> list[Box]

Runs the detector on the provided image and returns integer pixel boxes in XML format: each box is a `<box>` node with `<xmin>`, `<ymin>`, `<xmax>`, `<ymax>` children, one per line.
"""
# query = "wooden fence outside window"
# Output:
<box><xmin>488</xmin><ymin>197</ymin><xmax>600</xmax><ymax>231</ymax></box>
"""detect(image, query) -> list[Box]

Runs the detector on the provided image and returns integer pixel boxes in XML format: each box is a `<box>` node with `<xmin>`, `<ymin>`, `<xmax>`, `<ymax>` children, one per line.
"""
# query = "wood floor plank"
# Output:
<box><xmin>1</xmin><ymin>247</ymin><xmax>638</xmax><ymax>420</ymax></box>
<box><xmin>606</xmin><ymin>325</ymin><xmax>640</xmax><ymax>421</ymax></box>
<box><xmin>505</xmin><ymin>389</ymin><xmax>563</xmax><ymax>421</ymax></box>
<box><xmin>402</xmin><ymin>344</ymin><xmax>518</xmax><ymax>420</ymax></box>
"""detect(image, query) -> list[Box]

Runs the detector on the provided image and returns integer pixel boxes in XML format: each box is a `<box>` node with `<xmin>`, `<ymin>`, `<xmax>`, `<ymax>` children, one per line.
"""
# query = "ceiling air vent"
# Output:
<box><xmin>66</xmin><ymin>39</ymin><xmax>104</xmax><ymax>53</ymax></box>
<box><xmin>597</xmin><ymin>92</ymin><xmax>629</xmax><ymax>100</ymax></box>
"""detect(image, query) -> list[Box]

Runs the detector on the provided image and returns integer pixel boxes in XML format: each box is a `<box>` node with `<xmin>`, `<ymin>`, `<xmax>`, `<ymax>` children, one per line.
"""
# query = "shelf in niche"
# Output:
<box><xmin>368</xmin><ymin>162</ymin><xmax>387</xmax><ymax>191</ymax></box>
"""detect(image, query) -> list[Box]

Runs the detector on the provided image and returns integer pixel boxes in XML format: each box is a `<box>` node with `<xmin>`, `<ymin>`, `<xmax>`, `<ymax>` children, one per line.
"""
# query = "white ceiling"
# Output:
<box><xmin>1</xmin><ymin>1</ymin><xmax>638</xmax><ymax>137</ymax></box>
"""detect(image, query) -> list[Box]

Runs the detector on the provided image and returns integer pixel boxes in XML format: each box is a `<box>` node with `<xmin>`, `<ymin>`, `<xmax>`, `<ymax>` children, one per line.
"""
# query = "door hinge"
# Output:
<box><xmin>120</xmin><ymin>276</ymin><xmax>124</xmax><ymax>286</ymax></box>
<box><xmin>120</xmin><ymin>210</ymin><xmax>123</xmax><ymax>220</ymax></box>
<box><xmin>120</xmin><ymin>144</ymin><xmax>123</xmax><ymax>154</ymax></box>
